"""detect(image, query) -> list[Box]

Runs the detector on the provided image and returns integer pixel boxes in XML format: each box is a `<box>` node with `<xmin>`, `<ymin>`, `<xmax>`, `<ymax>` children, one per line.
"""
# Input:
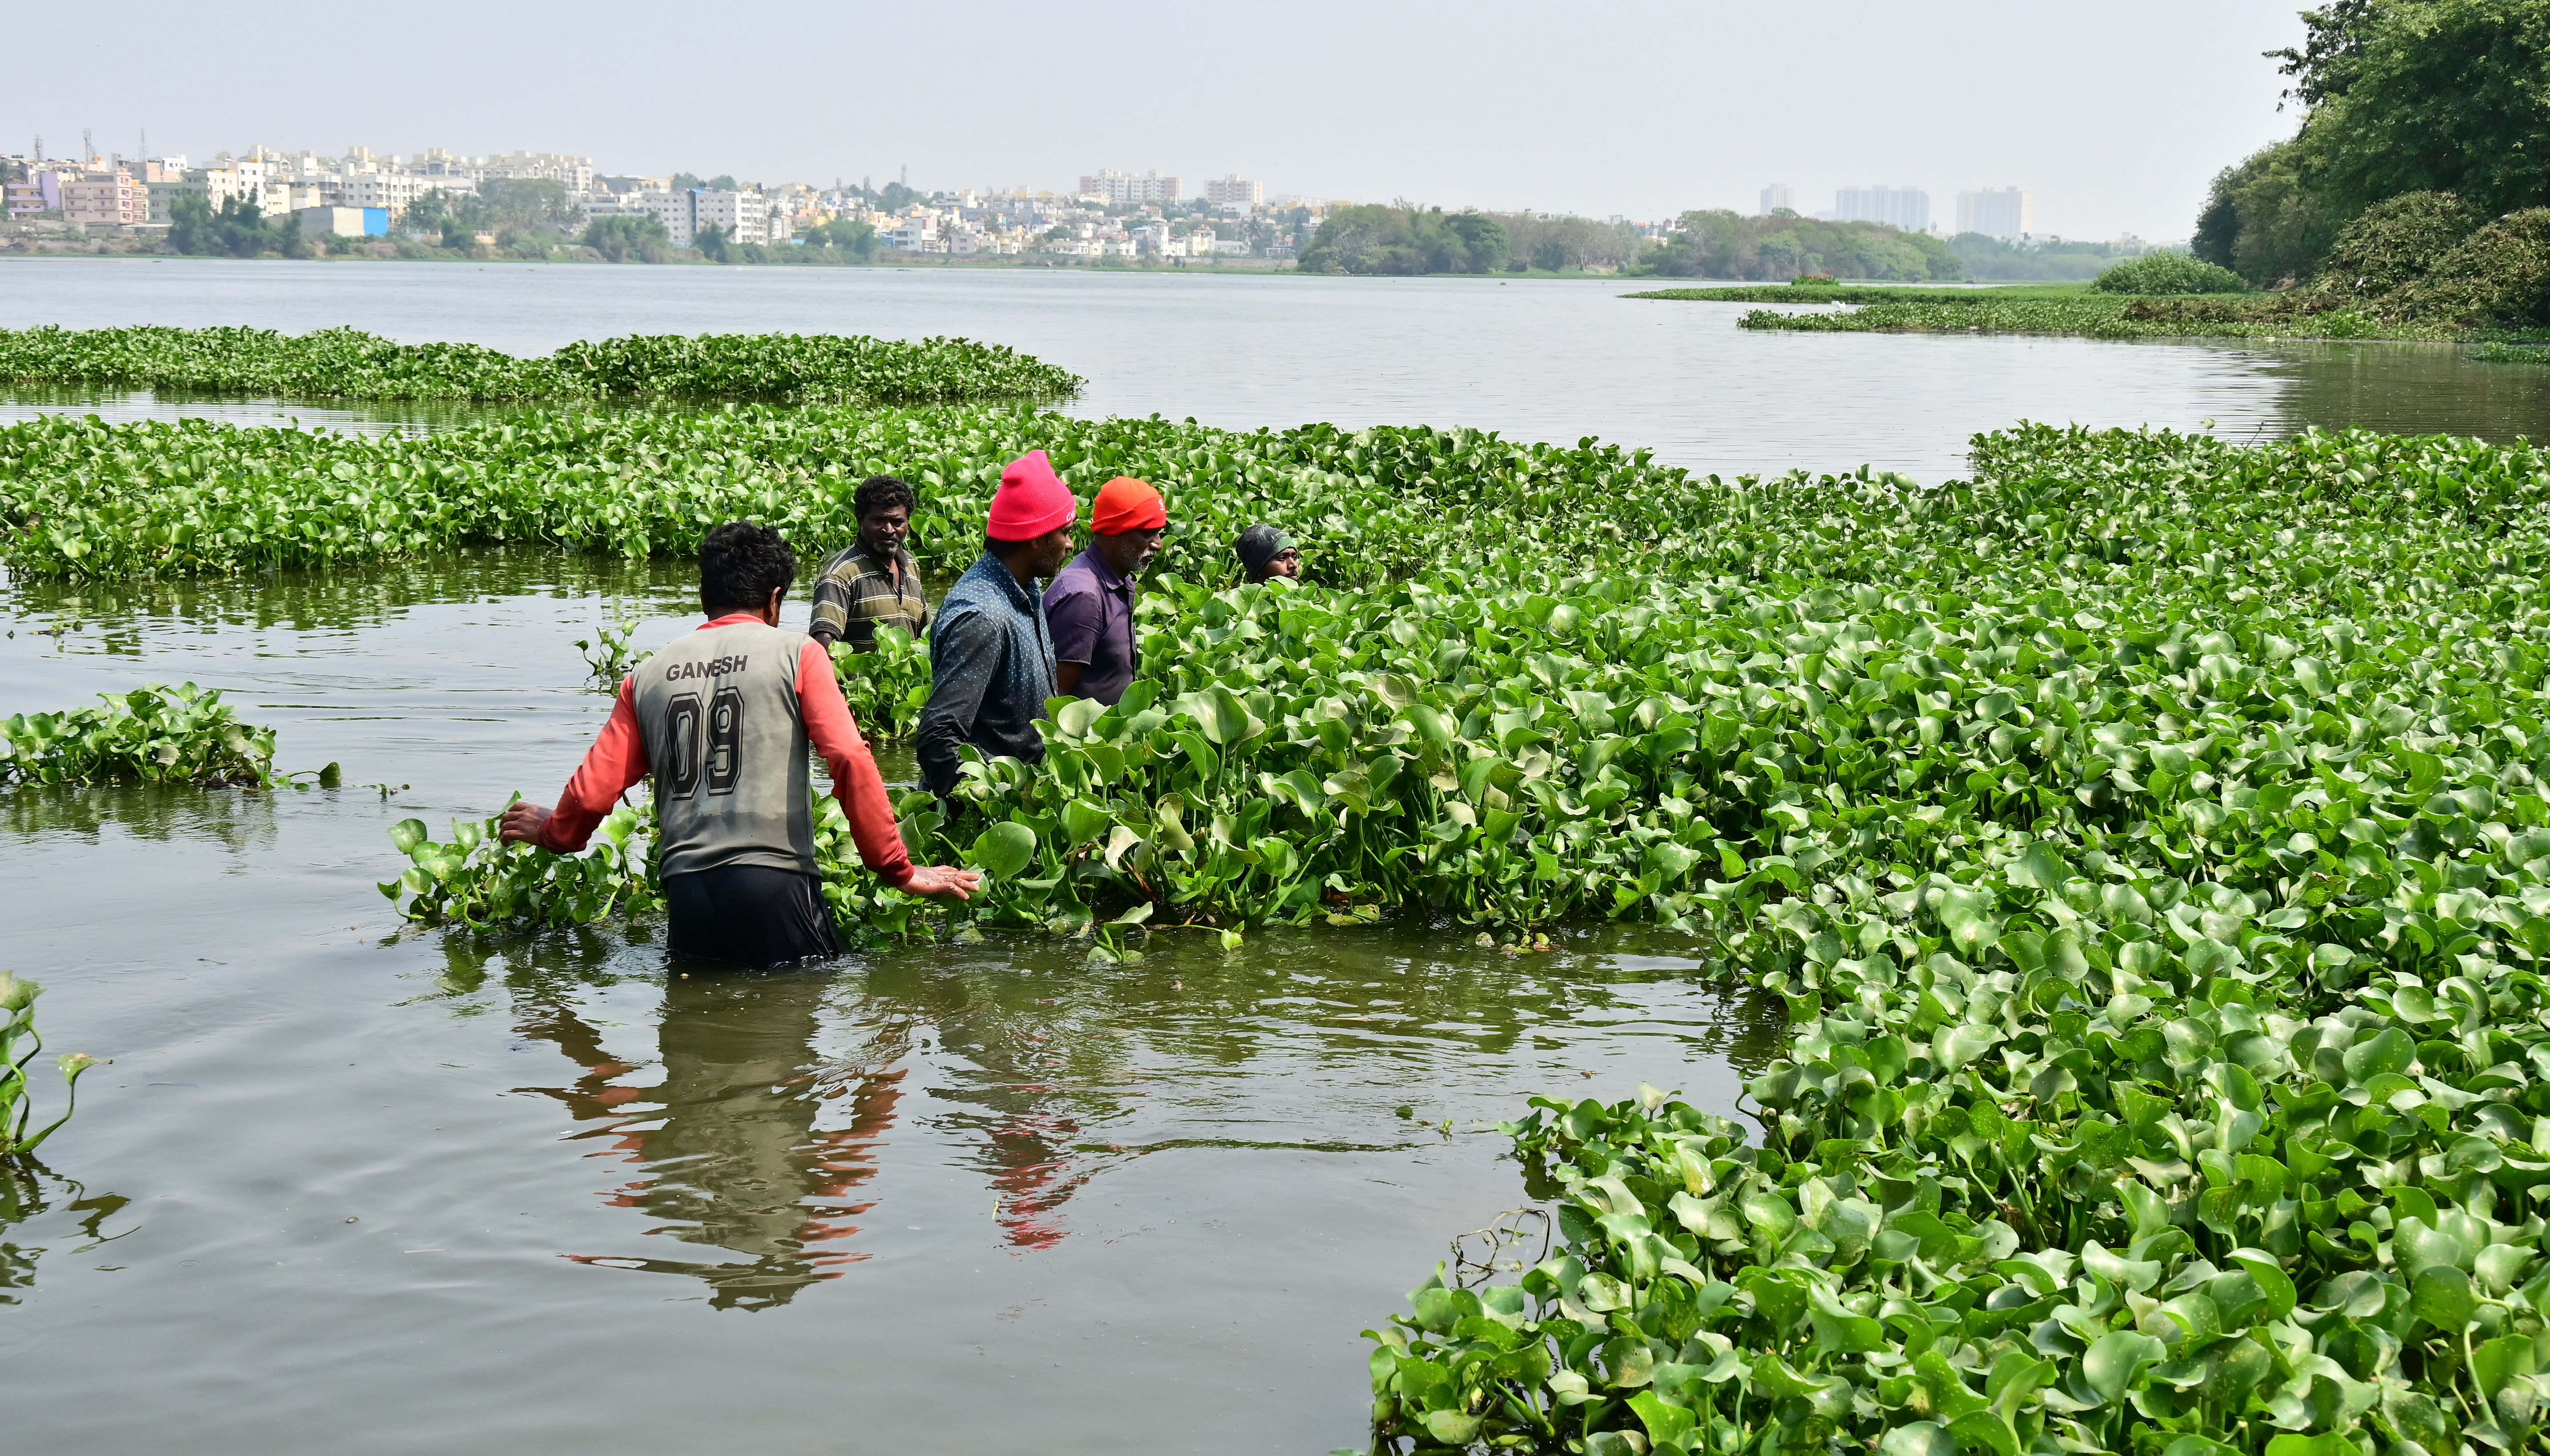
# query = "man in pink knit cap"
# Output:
<box><xmin>916</xmin><ymin>450</ymin><xmax>1080</xmax><ymax>797</ymax></box>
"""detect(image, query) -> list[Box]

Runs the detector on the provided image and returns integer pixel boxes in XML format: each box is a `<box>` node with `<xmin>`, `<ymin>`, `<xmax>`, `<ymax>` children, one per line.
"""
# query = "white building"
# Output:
<box><xmin>1955</xmin><ymin>187</ymin><xmax>2035</xmax><ymax>240</ymax></box>
<box><xmin>1759</xmin><ymin>183</ymin><xmax>1794</xmax><ymax>216</ymax></box>
<box><xmin>1204</xmin><ymin>174</ymin><xmax>1263</xmax><ymax>207</ymax></box>
<box><xmin>1079</xmin><ymin>169</ymin><xmax>1180</xmax><ymax>205</ymax></box>
<box><xmin>691</xmin><ymin>187</ymin><xmax>777</xmax><ymax>245</ymax></box>
<box><xmin>1835</xmin><ymin>185</ymin><xmax>1930</xmax><ymax>232</ymax></box>
<box><xmin>632</xmin><ymin>189</ymin><xmax>784</xmax><ymax>247</ymax></box>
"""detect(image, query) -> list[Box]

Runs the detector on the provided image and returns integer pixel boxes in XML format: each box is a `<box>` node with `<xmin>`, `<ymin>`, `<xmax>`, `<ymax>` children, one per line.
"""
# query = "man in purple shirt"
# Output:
<box><xmin>1047</xmin><ymin>476</ymin><xmax>1166</xmax><ymax>705</ymax></box>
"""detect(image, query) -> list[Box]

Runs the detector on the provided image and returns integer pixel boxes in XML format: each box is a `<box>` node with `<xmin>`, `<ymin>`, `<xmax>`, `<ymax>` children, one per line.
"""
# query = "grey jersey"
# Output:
<box><xmin>631</xmin><ymin>619</ymin><xmax>817</xmax><ymax>878</ymax></box>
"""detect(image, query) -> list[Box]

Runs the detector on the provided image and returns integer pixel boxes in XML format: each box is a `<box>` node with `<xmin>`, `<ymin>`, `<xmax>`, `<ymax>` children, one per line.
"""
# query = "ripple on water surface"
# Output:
<box><xmin>0</xmin><ymin>557</ymin><xmax>1780</xmax><ymax>1455</ymax></box>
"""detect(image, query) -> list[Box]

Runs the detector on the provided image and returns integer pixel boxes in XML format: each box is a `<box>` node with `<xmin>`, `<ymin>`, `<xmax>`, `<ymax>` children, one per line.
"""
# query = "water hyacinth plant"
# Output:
<box><xmin>0</xmin><ymin>326</ymin><xmax>1081</xmax><ymax>407</ymax></box>
<box><xmin>257</xmin><ymin>397</ymin><xmax>2550</xmax><ymax>1448</ymax></box>
<box><xmin>0</xmin><ymin>682</ymin><xmax>285</xmax><ymax>787</ymax></box>
<box><xmin>0</xmin><ymin>973</ymin><xmax>95</xmax><ymax>1158</ymax></box>
<box><xmin>1355</xmin><ymin>429</ymin><xmax>2550</xmax><ymax>1452</ymax></box>
<box><xmin>382</xmin><ymin>788</ymin><xmax>943</xmax><ymax>948</ymax></box>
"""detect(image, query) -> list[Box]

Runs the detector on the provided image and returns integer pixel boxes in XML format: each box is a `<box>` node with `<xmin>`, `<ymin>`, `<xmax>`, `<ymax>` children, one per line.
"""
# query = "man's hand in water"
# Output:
<box><xmin>901</xmin><ymin>865</ymin><xmax>983</xmax><ymax>900</ymax></box>
<box><xmin>498</xmin><ymin>801</ymin><xmax>553</xmax><ymax>846</ymax></box>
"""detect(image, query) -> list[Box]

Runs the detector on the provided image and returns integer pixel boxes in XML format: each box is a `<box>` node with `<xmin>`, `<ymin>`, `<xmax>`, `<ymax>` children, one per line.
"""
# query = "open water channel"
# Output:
<box><xmin>1</xmin><ymin>259</ymin><xmax>2542</xmax><ymax>1453</ymax></box>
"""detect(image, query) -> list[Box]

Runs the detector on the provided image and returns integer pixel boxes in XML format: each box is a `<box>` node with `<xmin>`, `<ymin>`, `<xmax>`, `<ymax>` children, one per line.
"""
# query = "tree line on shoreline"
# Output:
<box><xmin>1292</xmin><ymin>203</ymin><xmax>2148</xmax><ymax>283</ymax></box>
<box><xmin>2190</xmin><ymin>0</ymin><xmax>2550</xmax><ymax>325</ymax></box>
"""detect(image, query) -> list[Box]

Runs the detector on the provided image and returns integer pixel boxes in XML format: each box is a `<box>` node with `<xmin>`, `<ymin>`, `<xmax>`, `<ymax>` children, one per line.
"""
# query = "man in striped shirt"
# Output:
<box><xmin>808</xmin><ymin>475</ymin><xmax>931</xmax><ymax>652</ymax></box>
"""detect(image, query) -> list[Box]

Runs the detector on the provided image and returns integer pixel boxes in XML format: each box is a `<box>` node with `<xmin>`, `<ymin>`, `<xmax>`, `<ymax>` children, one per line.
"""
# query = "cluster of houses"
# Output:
<box><xmin>1</xmin><ymin>145</ymin><xmax>1337</xmax><ymax>261</ymax></box>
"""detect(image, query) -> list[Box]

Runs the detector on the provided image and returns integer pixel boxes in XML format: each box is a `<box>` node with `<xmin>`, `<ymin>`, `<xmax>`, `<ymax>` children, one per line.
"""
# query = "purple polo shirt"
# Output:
<box><xmin>1044</xmin><ymin>545</ymin><xmax>1138</xmax><ymax>705</ymax></box>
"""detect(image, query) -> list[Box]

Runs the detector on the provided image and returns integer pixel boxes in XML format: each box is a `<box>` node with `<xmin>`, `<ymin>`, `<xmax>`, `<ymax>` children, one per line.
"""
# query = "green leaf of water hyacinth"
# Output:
<box><xmin>970</xmin><ymin>822</ymin><xmax>1037</xmax><ymax>880</ymax></box>
<box><xmin>2081</xmin><ymin>1332</ymin><xmax>2166</xmax><ymax>1406</ymax></box>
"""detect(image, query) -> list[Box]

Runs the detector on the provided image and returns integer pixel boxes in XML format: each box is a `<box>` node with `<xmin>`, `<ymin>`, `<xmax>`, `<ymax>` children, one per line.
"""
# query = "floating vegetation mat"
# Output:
<box><xmin>0</xmin><ymin>326</ymin><xmax>1081</xmax><ymax>407</ymax></box>
<box><xmin>29</xmin><ymin>395</ymin><xmax>2550</xmax><ymax>1450</ymax></box>
<box><xmin>1357</xmin><ymin>428</ymin><xmax>2550</xmax><ymax>1452</ymax></box>
<box><xmin>0</xmin><ymin>682</ymin><xmax>284</xmax><ymax>787</ymax></box>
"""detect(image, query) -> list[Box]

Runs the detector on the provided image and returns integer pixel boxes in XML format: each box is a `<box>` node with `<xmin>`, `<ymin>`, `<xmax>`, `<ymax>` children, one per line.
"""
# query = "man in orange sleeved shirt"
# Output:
<box><xmin>501</xmin><ymin>521</ymin><xmax>979</xmax><ymax>967</ymax></box>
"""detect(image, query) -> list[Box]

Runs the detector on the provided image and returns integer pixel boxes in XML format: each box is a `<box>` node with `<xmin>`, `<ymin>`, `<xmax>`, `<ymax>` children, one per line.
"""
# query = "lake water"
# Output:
<box><xmin>4</xmin><ymin>257</ymin><xmax>2546</xmax><ymax>475</ymax></box>
<box><xmin>0</xmin><ymin>259</ymin><xmax>2538</xmax><ymax>1454</ymax></box>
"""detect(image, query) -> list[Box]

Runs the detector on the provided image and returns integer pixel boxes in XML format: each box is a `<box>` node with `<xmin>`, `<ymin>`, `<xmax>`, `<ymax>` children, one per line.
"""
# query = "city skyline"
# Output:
<box><xmin>14</xmin><ymin>0</ymin><xmax>2313</xmax><ymax>241</ymax></box>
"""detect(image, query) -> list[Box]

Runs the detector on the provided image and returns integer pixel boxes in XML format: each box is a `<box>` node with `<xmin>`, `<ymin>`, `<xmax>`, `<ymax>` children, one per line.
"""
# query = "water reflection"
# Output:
<box><xmin>0</xmin><ymin>780</ymin><xmax>281</xmax><ymax>852</ymax></box>
<box><xmin>0</xmin><ymin>1161</ymin><xmax>133</xmax><ymax>1303</ymax></box>
<box><xmin>6</xmin><ymin>549</ymin><xmax>694</xmax><ymax>637</ymax></box>
<box><xmin>519</xmin><ymin>969</ymin><xmax>906</xmax><ymax>1310</ymax></box>
<box><xmin>453</xmin><ymin>922</ymin><xmax>1786</xmax><ymax>1309</ymax></box>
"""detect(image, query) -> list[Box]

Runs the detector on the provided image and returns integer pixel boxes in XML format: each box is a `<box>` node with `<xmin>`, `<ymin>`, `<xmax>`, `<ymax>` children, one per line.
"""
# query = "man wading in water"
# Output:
<box><xmin>501</xmin><ymin>522</ymin><xmax>980</xmax><ymax>966</ymax></box>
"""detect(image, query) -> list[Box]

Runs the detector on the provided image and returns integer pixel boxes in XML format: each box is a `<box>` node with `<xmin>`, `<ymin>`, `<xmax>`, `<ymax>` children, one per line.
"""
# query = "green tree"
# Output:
<box><xmin>1637</xmin><ymin>210</ymin><xmax>1963</xmax><ymax>282</ymax></box>
<box><xmin>803</xmin><ymin>218</ymin><xmax>878</xmax><ymax>261</ymax></box>
<box><xmin>694</xmin><ymin>223</ymin><xmax>731</xmax><ymax>262</ymax></box>
<box><xmin>2191</xmin><ymin>139</ymin><xmax>2343</xmax><ymax>286</ymax></box>
<box><xmin>581</xmin><ymin>214</ymin><xmax>672</xmax><ymax>263</ymax></box>
<box><xmin>2283</xmin><ymin>0</ymin><xmax>2550</xmax><ymax>220</ymax></box>
<box><xmin>166</xmin><ymin>194</ymin><xmax>295</xmax><ymax>259</ymax></box>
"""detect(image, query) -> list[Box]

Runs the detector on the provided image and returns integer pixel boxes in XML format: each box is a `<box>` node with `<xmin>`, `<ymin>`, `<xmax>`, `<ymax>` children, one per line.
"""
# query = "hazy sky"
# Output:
<box><xmin>17</xmin><ymin>0</ymin><xmax>2308</xmax><ymax>241</ymax></box>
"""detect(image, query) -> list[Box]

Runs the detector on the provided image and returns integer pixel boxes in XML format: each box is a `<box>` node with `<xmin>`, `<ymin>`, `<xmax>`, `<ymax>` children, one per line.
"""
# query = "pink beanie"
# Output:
<box><xmin>986</xmin><ymin>451</ymin><xmax>1078</xmax><ymax>541</ymax></box>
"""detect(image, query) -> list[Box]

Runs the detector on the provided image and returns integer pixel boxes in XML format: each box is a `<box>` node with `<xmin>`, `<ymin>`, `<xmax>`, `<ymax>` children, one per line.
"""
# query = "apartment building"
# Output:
<box><xmin>60</xmin><ymin>170</ymin><xmax>149</xmax><ymax>226</ymax></box>
<box><xmin>1204</xmin><ymin>174</ymin><xmax>1263</xmax><ymax>208</ymax></box>
<box><xmin>1079</xmin><ymin>169</ymin><xmax>1180</xmax><ymax>205</ymax></box>
<box><xmin>632</xmin><ymin>188</ymin><xmax>786</xmax><ymax>247</ymax></box>
<box><xmin>1835</xmin><ymin>185</ymin><xmax>1930</xmax><ymax>232</ymax></box>
<box><xmin>1955</xmin><ymin>187</ymin><xmax>2034</xmax><ymax>240</ymax></box>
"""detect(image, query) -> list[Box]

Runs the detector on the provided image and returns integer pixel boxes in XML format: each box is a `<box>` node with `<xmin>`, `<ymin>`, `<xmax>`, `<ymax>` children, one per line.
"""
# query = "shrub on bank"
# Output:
<box><xmin>2088</xmin><ymin>252</ymin><xmax>2249</xmax><ymax>295</ymax></box>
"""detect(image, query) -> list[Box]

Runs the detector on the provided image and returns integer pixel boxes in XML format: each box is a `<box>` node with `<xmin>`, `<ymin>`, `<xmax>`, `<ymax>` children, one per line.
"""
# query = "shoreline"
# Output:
<box><xmin>1630</xmin><ymin>281</ymin><xmax>2501</xmax><ymax>346</ymax></box>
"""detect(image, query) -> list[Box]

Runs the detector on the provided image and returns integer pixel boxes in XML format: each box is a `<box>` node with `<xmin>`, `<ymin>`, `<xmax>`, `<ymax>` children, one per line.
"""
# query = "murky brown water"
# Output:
<box><xmin>0</xmin><ymin>556</ymin><xmax>1778</xmax><ymax>1454</ymax></box>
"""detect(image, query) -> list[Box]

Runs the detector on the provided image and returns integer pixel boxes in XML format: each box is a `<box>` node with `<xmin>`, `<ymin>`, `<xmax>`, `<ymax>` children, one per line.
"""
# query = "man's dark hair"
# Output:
<box><xmin>986</xmin><ymin>532</ymin><xmax>1037</xmax><ymax>561</ymax></box>
<box><xmin>699</xmin><ymin>521</ymin><xmax>797</xmax><ymax>614</ymax></box>
<box><xmin>854</xmin><ymin>475</ymin><xmax>918</xmax><ymax>519</ymax></box>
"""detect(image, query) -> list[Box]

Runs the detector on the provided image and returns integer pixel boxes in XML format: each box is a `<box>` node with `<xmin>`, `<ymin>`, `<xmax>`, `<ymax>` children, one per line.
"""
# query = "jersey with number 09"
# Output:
<box><xmin>630</xmin><ymin>618</ymin><xmax>820</xmax><ymax>878</ymax></box>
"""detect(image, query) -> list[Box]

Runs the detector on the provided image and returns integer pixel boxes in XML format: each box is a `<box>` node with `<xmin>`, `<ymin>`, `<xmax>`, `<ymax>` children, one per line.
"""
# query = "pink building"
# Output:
<box><xmin>61</xmin><ymin>170</ymin><xmax>148</xmax><ymax>226</ymax></box>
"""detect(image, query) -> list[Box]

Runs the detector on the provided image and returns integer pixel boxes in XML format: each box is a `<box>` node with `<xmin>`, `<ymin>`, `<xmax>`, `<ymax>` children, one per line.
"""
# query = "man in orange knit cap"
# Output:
<box><xmin>1045</xmin><ymin>476</ymin><xmax>1166</xmax><ymax>706</ymax></box>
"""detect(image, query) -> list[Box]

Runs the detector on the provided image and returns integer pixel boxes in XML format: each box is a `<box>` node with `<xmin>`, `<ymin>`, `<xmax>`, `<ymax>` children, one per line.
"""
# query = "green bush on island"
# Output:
<box><xmin>0</xmin><ymin>326</ymin><xmax>1082</xmax><ymax>406</ymax></box>
<box><xmin>2088</xmin><ymin>253</ymin><xmax>2249</xmax><ymax>296</ymax></box>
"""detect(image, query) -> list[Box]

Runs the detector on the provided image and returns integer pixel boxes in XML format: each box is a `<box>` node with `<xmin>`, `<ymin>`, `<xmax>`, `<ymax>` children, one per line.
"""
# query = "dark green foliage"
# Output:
<box><xmin>1502</xmin><ymin>214</ymin><xmax>1643</xmax><ymax>274</ymax></box>
<box><xmin>1297</xmin><ymin>204</ymin><xmax>1511</xmax><ymax>275</ymax></box>
<box><xmin>693</xmin><ymin>223</ymin><xmax>731</xmax><ymax>263</ymax></box>
<box><xmin>0</xmin><ymin>327</ymin><xmax>1081</xmax><ymax>408</ymax></box>
<box><xmin>2390</xmin><ymin>210</ymin><xmax>2550</xmax><ymax>327</ymax></box>
<box><xmin>1641</xmin><ymin>211</ymin><xmax>1962</xmax><ymax>283</ymax></box>
<box><xmin>2194</xmin><ymin>0</ymin><xmax>2550</xmax><ymax>290</ymax></box>
<box><xmin>2190</xmin><ymin>141</ymin><xmax>2342</xmax><ymax>289</ymax></box>
<box><xmin>2310</xmin><ymin>190</ymin><xmax>2482</xmax><ymax>295</ymax></box>
<box><xmin>800</xmin><ymin>218</ymin><xmax>879</xmax><ymax>261</ymax></box>
<box><xmin>166</xmin><ymin>193</ymin><xmax>303</xmax><ymax>261</ymax></box>
<box><xmin>2285</xmin><ymin>0</ymin><xmax>2550</xmax><ymax>221</ymax></box>
<box><xmin>2089</xmin><ymin>253</ymin><xmax>2250</xmax><ymax>295</ymax></box>
<box><xmin>580</xmin><ymin>214</ymin><xmax>672</xmax><ymax>263</ymax></box>
<box><xmin>0</xmin><ymin>683</ymin><xmax>276</xmax><ymax>786</ymax></box>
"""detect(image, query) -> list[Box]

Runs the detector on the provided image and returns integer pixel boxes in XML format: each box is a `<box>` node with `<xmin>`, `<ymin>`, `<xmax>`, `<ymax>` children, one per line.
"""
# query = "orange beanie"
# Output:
<box><xmin>1091</xmin><ymin>477</ymin><xmax>1166</xmax><ymax>535</ymax></box>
